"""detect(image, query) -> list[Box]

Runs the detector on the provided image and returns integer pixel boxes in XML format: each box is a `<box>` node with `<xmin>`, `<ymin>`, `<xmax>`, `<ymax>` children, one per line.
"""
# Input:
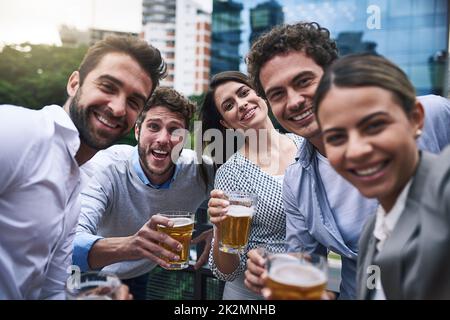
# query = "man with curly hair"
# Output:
<box><xmin>243</xmin><ymin>22</ymin><xmax>450</xmax><ymax>299</ymax></box>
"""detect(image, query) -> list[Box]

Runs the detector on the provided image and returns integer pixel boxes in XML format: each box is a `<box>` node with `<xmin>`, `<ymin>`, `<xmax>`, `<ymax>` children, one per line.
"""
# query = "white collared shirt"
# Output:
<box><xmin>0</xmin><ymin>105</ymin><xmax>81</xmax><ymax>299</ymax></box>
<box><xmin>371</xmin><ymin>178</ymin><xmax>413</xmax><ymax>300</ymax></box>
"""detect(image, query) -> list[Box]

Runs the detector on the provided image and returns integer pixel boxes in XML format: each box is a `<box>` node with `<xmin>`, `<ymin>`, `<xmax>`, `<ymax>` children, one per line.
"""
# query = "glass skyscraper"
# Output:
<box><xmin>212</xmin><ymin>0</ymin><xmax>449</xmax><ymax>95</ymax></box>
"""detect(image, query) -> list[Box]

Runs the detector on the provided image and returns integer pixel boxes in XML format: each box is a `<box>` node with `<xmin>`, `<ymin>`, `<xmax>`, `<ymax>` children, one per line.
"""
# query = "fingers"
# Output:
<box><xmin>244</xmin><ymin>270</ymin><xmax>263</xmax><ymax>294</ymax></box>
<box><xmin>115</xmin><ymin>285</ymin><xmax>133</xmax><ymax>300</ymax></box>
<box><xmin>147</xmin><ymin>214</ymin><xmax>173</xmax><ymax>230</ymax></box>
<box><xmin>207</xmin><ymin>194</ymin><xmax>229</xmax><ymax>226</ymax></box>
<box><xmin>210</xmin><ymin>189</ymin><xmax>225</xmax><ymax>199</ymax></box>
<box><xmin>247</xmin><ymin>249</ymin><xmax>266</xmax><ymax>268</ymax></box>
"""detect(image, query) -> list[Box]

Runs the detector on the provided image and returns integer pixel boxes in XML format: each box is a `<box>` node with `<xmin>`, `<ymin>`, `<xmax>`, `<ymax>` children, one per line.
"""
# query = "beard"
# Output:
<box><xmin>137</xmin><ymin>140</ymin><xmax>175</xmax><ymax>179</ymax></box>
<box><xmin>69</xmin><ymin>89</ymin><xmax>125</xmax><ymax>151</ymax></box>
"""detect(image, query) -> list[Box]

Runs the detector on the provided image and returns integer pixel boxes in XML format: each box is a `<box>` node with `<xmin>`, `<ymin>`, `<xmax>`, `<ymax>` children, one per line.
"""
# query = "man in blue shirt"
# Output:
<box><xmin>243</xmin><ymin>22</ymin><xmax>450</xmax><ymax>299</ymax></box>
<box><xmin>74</xmin><ymin>87</ymin><xmax>215</xmax><ymax>299</ymax></box>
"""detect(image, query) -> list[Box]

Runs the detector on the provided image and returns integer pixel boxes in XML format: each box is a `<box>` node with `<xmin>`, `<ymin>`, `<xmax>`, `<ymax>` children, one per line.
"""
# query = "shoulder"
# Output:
<box><xmin>419</xmin><ymin>95</ymin><xmax>450</xmax><ymax>119</ymax></box>
<box><xmin>81</xmin><ymin>144</ymin><xmax>134</xmax><ymax>179</ymax></box>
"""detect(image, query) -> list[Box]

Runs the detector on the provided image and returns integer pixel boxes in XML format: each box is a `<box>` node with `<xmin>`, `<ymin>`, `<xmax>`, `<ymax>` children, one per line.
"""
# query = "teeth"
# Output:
<box><xmin>96</xmin><ymin>114</ymin><xmax>118</xmax><ymax>128</ymax></box>
<box><xmin>291</xmin><ymin>109</ymin><xmax>313</xmax><ymax>121</ymax></box>
<box><xmin>355</xmin><ymin>163</ymin><xmax>384</xmax><ymax>176</ymax></box>
<box><xmin>153</xmin><ymin>150</ymin><xmax>168</xmax><ymax>155</ymax></box>
<box><xmin>241</xmin><ymin>108</ymin><xmax>256</xmax><ymax>121</ymax></box>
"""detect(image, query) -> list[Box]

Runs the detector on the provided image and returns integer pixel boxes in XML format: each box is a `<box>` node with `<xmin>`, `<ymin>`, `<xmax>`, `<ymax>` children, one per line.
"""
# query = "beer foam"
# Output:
<box><xmin>227</xmin><ymin>204</ymin><xmax>254</xmax><ymax>217</ymax></box>
<box><xmin>170</xmin><ymin>217</ymin><xmax>193</xmax><ymax>227</ymax></box>
<box><xmin>270</xmin><ymin>263</ymin><xmax>326</xmax><ymax>287</ymax></box>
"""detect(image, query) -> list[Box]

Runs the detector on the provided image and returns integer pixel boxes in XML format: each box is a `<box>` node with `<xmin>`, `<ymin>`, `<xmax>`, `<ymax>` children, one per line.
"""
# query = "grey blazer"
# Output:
<box><xmin>357</xmin><ymin>147</ymin><xmax>450</xmax><ymax>299</ymax></box>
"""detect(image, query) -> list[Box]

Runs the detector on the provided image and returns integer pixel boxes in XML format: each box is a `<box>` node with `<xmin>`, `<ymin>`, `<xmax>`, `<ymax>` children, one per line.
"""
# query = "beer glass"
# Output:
<box><xmin>65</xmin><ymin>271</ymin><xmax>122</xmax><ymax>300</ymax></box>
<box><xmin>219</xmin><ymin>191</ymin><xmax>257</xmax><ymax>254</ymax></box>
<box><xmin>266</xmin><ymin>252</ymin><xmax>327</xmax><ymax>300</ymax></box>
<box><xmin>157</xmin><ymin>210</ymin><xmax>195</xmax><ymax>270</ymax></box>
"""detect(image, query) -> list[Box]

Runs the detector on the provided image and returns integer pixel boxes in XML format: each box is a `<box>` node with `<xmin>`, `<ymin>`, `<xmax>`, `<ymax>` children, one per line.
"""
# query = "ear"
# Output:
<box><xmin>66</xmin><ymin>71</ymin><xmax>80</xmax><ymax>97</ymax></box>
<box><xmin>134</xmin><ymin>123</ymin><xmax>140</xmax><ymax>141</ymax></box>
<box><xmin>409</xmin><ymin>100</ymin><xmax>425</xmax><ymax>135</ymax></box>
<box><xmin>219</xmin><ymin>119</ymin><xmax>232</xmax><ymax>129</ymax></box>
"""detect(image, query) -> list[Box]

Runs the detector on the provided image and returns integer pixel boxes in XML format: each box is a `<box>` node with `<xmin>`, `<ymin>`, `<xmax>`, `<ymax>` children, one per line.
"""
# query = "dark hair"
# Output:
<box><xmin>200</xmin><ymin>71</ymin><xmax>254</xmax><ymax>164</ymax></box>
<box><xmin>313</xmin><ymin>53</ymin><xmax>417</xmax><ymax>121</ymax></box>
<box><xmin>246</xmin><ymin>22</ymin><xmax>338</xmax><ymax>99</ymax></box>
<box><xmin>78</xmin><ymin>35</ymin><xmax>167</xmax><ymax>97</ymax></box>
<box><xmin>136</xmin><ymin>86</ymin><xmax>196</xmax><ymax>130</ymax></box>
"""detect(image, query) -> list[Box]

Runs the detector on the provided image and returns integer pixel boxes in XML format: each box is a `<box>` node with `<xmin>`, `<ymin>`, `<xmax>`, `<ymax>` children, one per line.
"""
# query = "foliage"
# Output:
<box><xmin>0</xmin><ymin>43</ymin><xmax>87</xmax><ymax>109</ymax></box>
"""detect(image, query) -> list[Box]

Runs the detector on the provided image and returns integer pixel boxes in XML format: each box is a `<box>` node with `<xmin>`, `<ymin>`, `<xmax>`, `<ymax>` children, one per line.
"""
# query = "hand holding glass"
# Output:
<box><xmin>65</xmin><ymin>271</ymin><xmax>122</xmax><ymax>300</ymax></box>
<box><xmin>265</xmin><ymin>252</ymin><xmax>327</xmax><ymax>300</ymax></box>
<box><xmin>219</xmin><ymin>191</ymin><xmax>257</xmax><ymax>254</ymax></box>
<box><xmin>156</xmin><ymin>210</ymin><xmax>195</xmax><ymax>270</ymax></box>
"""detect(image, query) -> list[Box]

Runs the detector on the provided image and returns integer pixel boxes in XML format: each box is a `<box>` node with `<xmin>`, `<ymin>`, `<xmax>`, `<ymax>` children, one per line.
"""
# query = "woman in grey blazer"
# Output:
<box><xmin>313</xmin><ymin>53</ymin><xmax>450</xmax><ymax>299</ymax></box>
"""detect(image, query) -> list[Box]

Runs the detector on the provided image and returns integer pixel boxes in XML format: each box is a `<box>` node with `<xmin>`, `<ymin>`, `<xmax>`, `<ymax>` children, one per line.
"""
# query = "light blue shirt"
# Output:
<box><xmin>284</xmin><ymin>95</ymin><xmax>450</xmax><ymax>299</ymax></box>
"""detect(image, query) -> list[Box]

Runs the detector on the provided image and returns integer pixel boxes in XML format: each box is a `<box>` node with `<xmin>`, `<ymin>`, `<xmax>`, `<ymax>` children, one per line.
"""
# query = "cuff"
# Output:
<box><xmin>73</xmin><ymin>233</ymin><xmax>104</xmax><ymax>272</ymax></box>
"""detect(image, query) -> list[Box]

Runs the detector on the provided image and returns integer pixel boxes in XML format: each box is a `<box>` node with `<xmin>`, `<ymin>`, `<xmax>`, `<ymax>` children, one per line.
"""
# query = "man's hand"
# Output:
<box><xmin>191</xmin><ymin>229</ymin><xmax>213</xmax><ymax>270</ymax></box>
<box><xmin>115</xmin><ymin>284</ymin><xmax>133</xmax><ymax>300</ymax></box>
<box><xmin>244</xmin><ymin>248</ymin><xmax>267</xmax><ymax>294</ymax></box>
<box><xmin>123</xmin><ymin>214</ymin><xmax>182</xmax><ymax>269</ymax></box>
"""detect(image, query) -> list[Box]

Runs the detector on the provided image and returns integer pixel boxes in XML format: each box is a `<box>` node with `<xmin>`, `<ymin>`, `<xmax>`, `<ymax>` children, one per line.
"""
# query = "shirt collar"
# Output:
<box><xmin>131</xmin><ymin>146</ymin><xmax>179</xmax><ymax>189</ymax></box>
<box><xmin>373</xmin><ymin>177</ymin><xmax>414</xmax><ymax>251</ymax></box>
<box><xmin>295</xmin><ymin>138</ymin><xmax>315</xmax><ymax>168</ymax></box>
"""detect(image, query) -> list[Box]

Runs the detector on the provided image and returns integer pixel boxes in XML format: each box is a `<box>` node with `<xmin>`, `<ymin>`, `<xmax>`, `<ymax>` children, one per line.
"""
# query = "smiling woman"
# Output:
<box><xmin>313</xmin><ymin>53</ymin><xmax>450</xmax><ymax>299</ymax></box>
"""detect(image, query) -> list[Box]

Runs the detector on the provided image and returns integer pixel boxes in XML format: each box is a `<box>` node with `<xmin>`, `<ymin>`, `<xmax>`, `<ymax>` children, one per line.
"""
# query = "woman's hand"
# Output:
<box><xmin>207</xmin><ymin>189</ymin><xmax>229</xmax><ymax>227</ymax></box>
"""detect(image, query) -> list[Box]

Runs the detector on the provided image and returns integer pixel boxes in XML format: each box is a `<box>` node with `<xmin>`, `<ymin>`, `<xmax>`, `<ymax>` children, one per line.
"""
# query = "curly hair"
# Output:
<box><xmin>246</xmin><ymin>22</ymin><xmax>338</xmax><ymax>99</ymax></box>
<box><xmin>136</xmin><ymin>86</ymin><xmax>196</xmax><ymax>130</ymax></box>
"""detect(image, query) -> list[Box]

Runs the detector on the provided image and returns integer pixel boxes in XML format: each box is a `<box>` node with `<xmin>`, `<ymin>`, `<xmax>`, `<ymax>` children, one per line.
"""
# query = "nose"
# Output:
<box><xmin>286</xmin><ymin>88</ymin><xmax>305</xmax><ymax>112</ymax></box>
<box><xmin>345</xmin><ymin>133</ymin><xmax>372</xmax><ymax>161</ymax></box>
<box><xmin>238</xmin><ymin>99</ymin><xmax>248</xmax><ymax>112</ymax></box>
<box><xmin>108</xmin><ymin>95</ymin><xmax>127</xmax><ymax>118</ymax></box>
<box><xmin>155</xmin><ymin>128</ymin><xmax>171</xmax><ymax>145</ymax></box>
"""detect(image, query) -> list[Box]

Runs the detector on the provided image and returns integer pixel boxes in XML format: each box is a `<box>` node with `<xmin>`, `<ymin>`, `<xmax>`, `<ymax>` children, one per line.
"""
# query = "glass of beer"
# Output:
<box><xmin>265</xmin><ymin>252</ymin><xmax>327</xmax><ymax>300</ymax></box>
<box><xmin>65</xmin><ymin>271</ymin><xmax>122</xmax><ymax>300</ymax></box>
<box><xmin>156</xmin><ymin>210</ymin><xmax>195</xmax><ymax>270</ymax></box>
<box><xmin>219</xmin><ymin>191</ymin><xmax>257</xmax><ymax>254</ymax></box>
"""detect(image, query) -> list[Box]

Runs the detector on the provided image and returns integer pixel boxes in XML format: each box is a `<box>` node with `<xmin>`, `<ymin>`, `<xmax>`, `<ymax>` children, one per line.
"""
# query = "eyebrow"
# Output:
<box><xmin>97</xmin><ymin>74</ymin><xmax>147</xmax><ymax>105</ymax></box>
<box><xmin>322</xmin><ymin>111</ymin><xmax>389</xmax><ymax>135</ymax></box>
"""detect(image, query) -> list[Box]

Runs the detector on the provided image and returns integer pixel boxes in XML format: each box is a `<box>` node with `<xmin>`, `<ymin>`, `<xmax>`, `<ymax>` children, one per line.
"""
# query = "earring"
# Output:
<box><xmin>415</xmin><ymin>129</ymin><xmax>423</xmax><ymax>138</ymax></box>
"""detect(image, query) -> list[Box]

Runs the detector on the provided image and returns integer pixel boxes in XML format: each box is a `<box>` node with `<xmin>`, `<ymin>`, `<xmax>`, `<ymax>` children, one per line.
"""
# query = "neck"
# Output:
<box><xmin>75</xmin><ymin>143</ymin><xmax>98</xmax><ymax>166</ymax></box>
<box><xmin>308</xmin><ymin>134</ymin><xmax>326</xmax><ymax>156</ymax></box>
<box><xmin>140</xmin><ymin>158</ymin><xmax>175</xmax><ymax>185</ymax></box>
<box><xmin>244</xmin><ymin>124</ymin><xmax>279</xmax><ymax>155</ymax></box>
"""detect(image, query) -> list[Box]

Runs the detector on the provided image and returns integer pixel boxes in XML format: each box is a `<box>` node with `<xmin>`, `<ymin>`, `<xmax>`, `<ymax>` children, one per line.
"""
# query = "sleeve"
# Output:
<box><xmin>208</xmin><ymin>163</ymin><xmax>247</xmax><ymax>282</ymax></box>
<box><xmin>283</xmin><ymin>175</ymin><xmax>326</xmax><ymax>256</ymax></box>
<box><xmin>418</xmin><ymin>95</ymin><xmax>450</xmax><ymax>153</ymax></box>
<box><xmin>72</xmin><ymin>171</ymin><xmax>113</xmax><ymax>271</ymax></box>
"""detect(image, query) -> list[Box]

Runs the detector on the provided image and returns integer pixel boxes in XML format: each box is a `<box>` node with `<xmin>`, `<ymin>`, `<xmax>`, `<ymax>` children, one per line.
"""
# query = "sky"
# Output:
<box><xmin>0</xmin><ymin>0</ymin><xmax>142</xmax><ymax>45</ymax></box>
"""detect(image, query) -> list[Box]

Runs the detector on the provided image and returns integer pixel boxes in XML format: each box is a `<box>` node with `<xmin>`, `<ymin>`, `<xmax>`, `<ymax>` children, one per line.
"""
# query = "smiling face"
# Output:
<box><xmin>213</xmin><ymin>80</ymin><xmax>269</xmax><ymax>130</ymax></box>
<box><xmin>135</xmin><ymin>106</ymin><xmax>186</xmax><ymax>185</ymax></box>
<box><xmin>259</xmin><ymin>51</ymin><xmax>323</xmax><ymax>139</ymax></box>
<box><xmin>317</xmin><ymin>85</ymin><xmax>423</xmax><ymax>211</ymax></box>
<box><xmin>67</xmin><ymin>52</ymin><xmax>153</xmax><ymax>150</ymax></box>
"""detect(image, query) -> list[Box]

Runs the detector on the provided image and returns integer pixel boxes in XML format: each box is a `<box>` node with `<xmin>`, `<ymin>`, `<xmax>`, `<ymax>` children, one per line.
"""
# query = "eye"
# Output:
<box><xmin>324</xmin><ymin>133</ymin><xmax>346</xmax><ymax>146</ymax></box>
<box><xmin>294</xmin><ymin>77</ymin><xmax>312</xmax><ymax>88</ymax></box>
<box><xmin>147</xmin><ymin>123</ymin><xmax>159</xmax><ymax>131</ymax></box>
<box><xmin>99</xmin><ymin>82</ymin><xmax>115</xmax><ymax>93</ymax></box>
<box><xmin>127</xmin><ymin>98</ymin><xmax>142</xmax><ymax>111</ymax></box>
<box><xmin>365</xmin><ymin>120</ymin><xmax>386</xmax><ymax>134</ymax></box>
<box><xmin>238</xmin><ymin>88</ymin><xmax>250</xmax><ymax>98</ymax></box>
<box><xmin>268</xmin><ymin>90</ymin><xmax>284</xmax><ymax>103</ymax></box>
<box><xmin>170</xmin><ymin>127</ymin><xmax>186</xmax><ymax>138</ymax></box>
<box><xmin>223</xmin><ymin>102</ymin><xmax>234</xmax><ymax>112</ymax></box>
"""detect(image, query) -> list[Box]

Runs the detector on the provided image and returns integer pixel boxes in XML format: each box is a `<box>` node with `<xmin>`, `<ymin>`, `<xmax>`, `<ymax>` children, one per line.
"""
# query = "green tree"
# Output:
<box><xmin>0</xmin><ymin>43</ymin><xmax>87</xmax><ymax>109</ymax></box>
